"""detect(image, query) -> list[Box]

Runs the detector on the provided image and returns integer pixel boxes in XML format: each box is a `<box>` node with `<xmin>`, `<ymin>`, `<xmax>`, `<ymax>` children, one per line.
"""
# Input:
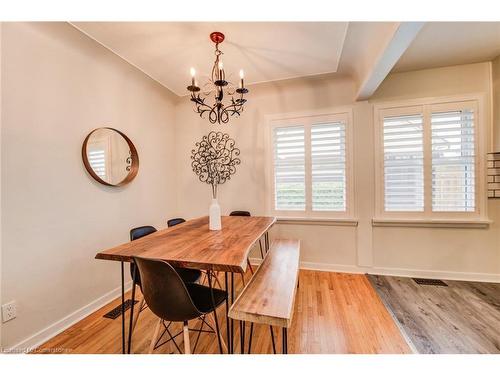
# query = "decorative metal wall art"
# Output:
<box><xmin>187</xmin><ymin>32</ymin><xmax>249</xmax><ymax>124</ymax></box>
<box><xmin>191</xmin><ymin>131</ymin><xmax>241</xmax><ymax>198</ymax></box>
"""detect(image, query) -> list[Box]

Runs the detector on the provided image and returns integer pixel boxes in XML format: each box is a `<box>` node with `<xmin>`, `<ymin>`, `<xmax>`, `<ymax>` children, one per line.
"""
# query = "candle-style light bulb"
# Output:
<box><xmin>239</xmin><ymin>69</ymin><xmax>244</xmax><ymax>88</ymax></box>
<box><xmin>190</xmin><ymin>67</ymin><xmax>196</xmax><ymax>86</ymax></box>
<box><xmin>218</xmin><ymin>61</ymin><xmax>224</xmax><ymax>81</ymax></box>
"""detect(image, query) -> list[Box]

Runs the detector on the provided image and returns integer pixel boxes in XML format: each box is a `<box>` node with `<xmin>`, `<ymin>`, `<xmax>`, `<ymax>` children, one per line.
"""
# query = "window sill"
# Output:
<box><xmin>277</xmin><ymin>217</ymin><xmax>358</xmax><ymax>227</ymax></box>
<box><xmin>372</xmin><ymin>218</ymin><xmax>491</xmax><ymax>229</ymax></box>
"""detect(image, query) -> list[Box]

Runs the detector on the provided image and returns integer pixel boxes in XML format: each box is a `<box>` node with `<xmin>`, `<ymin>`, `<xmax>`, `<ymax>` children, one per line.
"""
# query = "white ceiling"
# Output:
<box><xmin>71</xmin><ymin>22</ymin><xmax>500</xmax><ymax>98</ymax></box>
<box><xmin>72</xmin><ymin>22</ymin><xmax>349</xmax><ymax>96</ymax></box>
<box><xmin>393</xmin><ymin>22</ymin><xmax>500</xmax><ymax>72</ymax></box>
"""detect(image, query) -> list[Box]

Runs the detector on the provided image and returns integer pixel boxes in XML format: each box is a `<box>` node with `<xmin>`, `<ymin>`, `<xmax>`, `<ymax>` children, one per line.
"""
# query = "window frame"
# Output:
<box><xmin>265</xmin><ymin>107</ymin><xmax>354</xmax><ymax>219</ymax></box>
<box><xmin>373</xmin><ymin>94</ymin><xmax>487</xmax><ymax>221</ymax></box>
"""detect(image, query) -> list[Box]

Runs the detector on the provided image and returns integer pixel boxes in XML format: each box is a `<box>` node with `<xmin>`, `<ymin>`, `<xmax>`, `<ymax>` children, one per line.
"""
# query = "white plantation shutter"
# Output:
<box><xmin>311</xmin><ymin>122</ymin><xmax>346</xmax><ymax>211</ymax></box>
<box><xmin>431</xmin><ymin>109</ymin><xmax>475</xmax><ymax>211</ymax></box>
<box><xmin>88</xmin><ymin>149</ymin><xmax>107</xmax><ymax>179</ymax></box>
<box><xmin>273</xmin><ymin>126</ymin><xmax>306</xmax><ymax>210</ymax></box>
<box><xmin>383</xmin><ymin>114</ymin><xmax>424</xmax><ymax>211</ymax></box>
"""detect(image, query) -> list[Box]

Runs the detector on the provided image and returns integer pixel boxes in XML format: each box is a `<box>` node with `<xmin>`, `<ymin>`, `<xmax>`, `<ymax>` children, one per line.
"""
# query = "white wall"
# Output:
<box><xmin>493</xmin><ymin>55</ymin><xmax>500</xmax><ymax>151</ymax></box>
<box><xmin>174</xmin><ymin>62</ymin><xmax>500</xmax><ymax>278</ymax></box>
<box><xmin>0</xmin><ymin>23</ymin><xmax>178</xmax><ymax>349</ymax></box>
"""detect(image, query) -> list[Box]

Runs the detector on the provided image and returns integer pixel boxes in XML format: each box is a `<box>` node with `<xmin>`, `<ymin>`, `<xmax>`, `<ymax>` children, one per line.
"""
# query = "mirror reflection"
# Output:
<box><xmin>83</xmin><ymin>128</ymin><xmax>138</xmax><ymax>186</ymax></box>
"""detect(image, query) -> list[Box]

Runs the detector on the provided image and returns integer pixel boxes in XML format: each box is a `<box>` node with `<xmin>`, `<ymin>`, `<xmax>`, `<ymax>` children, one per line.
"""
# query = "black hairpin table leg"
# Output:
<box><xmin>207</xmin><ymin>271</ymin><xmax>223</xmax><ymax>354</ymax></box>
<box><xmin>120</xmin><ymin>262</ymin><xmax>125</xmax><ymax>354</ymax></box>
<box><xmin>127</xmin><ymin>265</ymin><xmax>137</xmax><ymax>354</ymax></box>
<box><xmin>270</xmin><ymin>326</ymin><xmax>276</xmax><ymax>354</ymax></box>
<box><xmin>225</xmin><ymin>272</ymin><xmax>231</xmax><ymax>354</ymax></box>
<box><xmin>282</xmin><ymin>327</ymin><xmax>288</xmax><ymax>354</ymax></box>
<box><xmin>230</xmin><ymin>272</ymin><xmax>234</xmax><ymax>354</ymax></box>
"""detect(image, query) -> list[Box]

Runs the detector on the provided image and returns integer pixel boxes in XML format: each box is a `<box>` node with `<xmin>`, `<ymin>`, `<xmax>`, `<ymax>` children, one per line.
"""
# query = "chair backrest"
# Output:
<box><xmin>130</xmin><ymin>225</ymin><xmax>157</xmax><ymax>241</ymax></box>
<box><xmin>167</xmin><ymin>218</ymin><xmax>186</xmax><ymax>227</ymax></box>
<box><xmin>129</xmin><ymin>226</ymin><xmax>157</xmax><ymax>285</ymax></box>
<box><xmin>133</xmin><ymin>256</ymin><xmax>201</xmax><ymax>322</ymax></box>
<box><xmin>229</xmin><ymin>211</ymin><xmax>251</xmax><ymax>217</ymax></box>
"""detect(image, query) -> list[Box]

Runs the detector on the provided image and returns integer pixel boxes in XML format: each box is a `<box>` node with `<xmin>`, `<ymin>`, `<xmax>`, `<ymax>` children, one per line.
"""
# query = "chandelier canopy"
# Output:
<box><xmin>187</xmin><ymin>32</ymin><xmax>249</xmax><ymax>124</ymax></box>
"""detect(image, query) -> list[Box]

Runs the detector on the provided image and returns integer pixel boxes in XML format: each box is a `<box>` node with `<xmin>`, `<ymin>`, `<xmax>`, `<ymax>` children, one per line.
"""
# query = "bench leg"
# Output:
<box><xmin>240</xmin><ymin>321</ymin><xmax>245</xmax><ymax>354</ymax></box>
<box><xmin>282</xmin><ymin>327</ymin><xmax>288</xmax><ymax>354</ymax></box>
<box><xmin>270</xmin><ymin>326</ymin><xmax>276</xmax><ymax>354</ymax></box>
<box><xmin>247</xmin><ymin>323</ymin><xmax>254</xmax><ymax>354</ymax></box>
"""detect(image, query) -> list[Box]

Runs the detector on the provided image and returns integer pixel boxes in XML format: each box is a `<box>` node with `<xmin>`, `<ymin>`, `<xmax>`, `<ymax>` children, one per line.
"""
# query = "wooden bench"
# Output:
<box><xmin>229</xmin><ymin>239</ymin><xmax>300</xmax><ymax>354</ymax></box>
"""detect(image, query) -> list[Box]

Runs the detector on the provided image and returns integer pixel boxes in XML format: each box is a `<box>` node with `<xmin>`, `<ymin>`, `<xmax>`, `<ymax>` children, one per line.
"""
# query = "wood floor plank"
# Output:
<box><xmin>34</xmin><ymin>271</ymin><xmax>410</xmax><ymax>354</ymax></box>
<box><xmin>368</xmin><ymin>274</ymin><xmax>500</xmax><ymax>354</ymax></box>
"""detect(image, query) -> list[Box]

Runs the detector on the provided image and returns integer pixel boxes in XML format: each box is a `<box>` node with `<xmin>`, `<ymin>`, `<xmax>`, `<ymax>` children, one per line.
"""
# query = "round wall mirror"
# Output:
<box><xmin>82</xmin><ymin>127</ymin><xmax>139</xmax><ymax>186</ymax></box>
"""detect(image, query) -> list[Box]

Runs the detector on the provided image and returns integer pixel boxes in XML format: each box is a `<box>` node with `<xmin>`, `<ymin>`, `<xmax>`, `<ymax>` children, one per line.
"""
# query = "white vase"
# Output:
<box><xmin>209</xmin><ymin>198</ymin><xmax>222</xmax><ymax>230</ymax></box>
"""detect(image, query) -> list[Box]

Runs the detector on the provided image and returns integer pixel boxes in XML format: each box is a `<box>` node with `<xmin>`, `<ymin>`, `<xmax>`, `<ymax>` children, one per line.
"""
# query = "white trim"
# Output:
<box><xmin>265</xmin><ymin>107</ymin><xmax>355</xmax><ymax>219</ymax></box>
<box><xmin>277</xmin><ymin>217</ymin><xmax>358</xmax><ymax>226</ymax></box>
<box><xmin>370</xmin><ymin>266</ymin><xmax>500</xmax><ymax>283</ymax></box>
<box><xmin>248</xmin><ymin>258</ymin><xmax>500</xmax><ymax>283</ymax></box>
<box><xmin>5</xmin><ymin>282</ymin><xmax>132</xmax><ymax>353</ymax></box>
<box><xmin>373</xmin><ymin>93</ymin><xmax>489</xmax><ymax>222</ymax></box>
<box><xmin>372</xmin><ymin>218</ymin><xmax>491</xmax><ymax>228</ymax></box>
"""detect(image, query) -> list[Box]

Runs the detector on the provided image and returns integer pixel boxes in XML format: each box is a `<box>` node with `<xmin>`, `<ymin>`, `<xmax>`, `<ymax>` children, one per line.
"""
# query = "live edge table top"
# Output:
<box><xmin>95</xmin><ymin>216</ymin><xmax>276</xmax><ymax>274</ymax></box>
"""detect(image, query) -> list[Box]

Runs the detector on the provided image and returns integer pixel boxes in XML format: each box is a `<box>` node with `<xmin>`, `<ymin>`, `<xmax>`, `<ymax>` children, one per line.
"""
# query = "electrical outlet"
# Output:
<box><xmin>2</xmin><ymin>301</ymin><xmax>17</xmax><ymax>323</ymax></box>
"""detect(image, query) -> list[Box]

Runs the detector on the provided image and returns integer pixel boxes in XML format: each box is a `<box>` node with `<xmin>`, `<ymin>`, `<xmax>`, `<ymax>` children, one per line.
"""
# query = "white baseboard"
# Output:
<box><xmin>369</xmin><ymin>266</ymin><xmax>500</xmax><ymax>283</ymax></box>
<box><xmin>249</xmin><ymin>258</ymin><xmax>500</xmax><ymax>283</ymax></box>
<box><xmin>6</xmin><ymin>281</ymin><xmax>132</xmax><ymax>353</ymax></box>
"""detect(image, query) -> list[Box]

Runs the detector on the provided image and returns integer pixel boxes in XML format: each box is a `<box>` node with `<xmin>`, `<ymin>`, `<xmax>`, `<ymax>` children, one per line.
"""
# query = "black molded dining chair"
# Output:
<box><xmin>167</xmin><ymin>218</ymin><xmax>186</xmax><ymax>227</ymax></box>
<box><xmin>229</xmin><ymin>210</ymin><xmax>251</xmax><ymax>217</ymax></box>
<box><xmin>129</xmin><ymin>225</ymin><xmax>202</xmax><ymax>334</ymax></box>
<box><xmin>133</xmin><ymin>256</ymin><xmax>228</xmax><ymax>354</ymax></box>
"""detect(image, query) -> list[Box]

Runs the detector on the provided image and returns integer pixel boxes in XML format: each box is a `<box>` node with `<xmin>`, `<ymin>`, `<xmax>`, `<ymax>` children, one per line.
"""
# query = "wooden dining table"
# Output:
<box><xmin>95</xmin><ymin>215</ymin><xmax>276</xmax><ymax>354</ymax></box>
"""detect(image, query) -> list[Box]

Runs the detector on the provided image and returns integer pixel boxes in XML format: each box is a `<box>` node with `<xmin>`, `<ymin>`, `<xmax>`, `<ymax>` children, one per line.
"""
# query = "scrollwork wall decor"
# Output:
<box><xmin>191</xmin><ymin>131</ymin><xmax>241</xmax><ymax>198</ymax></box>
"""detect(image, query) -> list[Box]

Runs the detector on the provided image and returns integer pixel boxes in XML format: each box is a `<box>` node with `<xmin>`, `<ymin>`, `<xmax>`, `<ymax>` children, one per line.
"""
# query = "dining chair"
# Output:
<box><xmin>133</xmin><ymin>256</ymin><xmax>228</xmax><ymax>354</ymax></box>
<box><xmin>129</xmin><ymin>225</ymin><xmax>202</xmax><ymax>334</ymax></box>
<box><xmin>167</xmin><ymin>217</ymin><xmax>186</xmax><ymax>227</ymax></box>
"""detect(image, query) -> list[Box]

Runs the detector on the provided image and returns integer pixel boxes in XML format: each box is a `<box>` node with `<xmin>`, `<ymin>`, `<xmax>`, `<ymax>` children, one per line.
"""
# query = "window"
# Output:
<box><xmin>383</xmin><ymin>113</ymin><xmax>424</xmax><ymax>211</ymax></box>
<box><xmin>431</xmin><ymin>109</ymin><xmax>475</xmax><ymax>212</ymax></box>
<box><xmin>273</xmin><ymin>126</ymin><xmax>306</xmax><ymax>210</ymax></box>
<box><xmin>269</xmin><ymin>110</ymin><xmax>353</xmax><ymax>218</ymax></box>
<box><xmin>375</xmin><ymin>97</ymin><xmax>485</xmax><ymax>221</ymax></box>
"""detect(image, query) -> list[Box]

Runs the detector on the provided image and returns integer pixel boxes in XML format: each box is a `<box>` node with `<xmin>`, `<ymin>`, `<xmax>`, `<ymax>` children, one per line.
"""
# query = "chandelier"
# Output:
<box><xmin>187</xmin><ymin>32</ymin><xmax>249</xmax><ymax>124</ymax></box>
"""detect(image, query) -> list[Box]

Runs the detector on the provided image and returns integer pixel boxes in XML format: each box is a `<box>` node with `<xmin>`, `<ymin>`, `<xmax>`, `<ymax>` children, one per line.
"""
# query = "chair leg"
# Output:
<box><xmin>213</xmin><ymin>272</ymin><xmax>223</xmax><ymax>289</ymax></box>
<box><xmin>247</xmin><ymin>258</ymin><xmax>254</xmax><ymax>275</ymax></box>
<box><xmin>183</xmin><ymin>321</ymin><xmax>191</xmax><ymax>354</ymax></box>
<box><xmin>259</xmin><ymin>238</ymin><xmax>264</xmax><ymax>259</ymax></box>
<box><xmin>206</xmin><ymin>312</ymin><xmax>228</xmax><ymax>353</ymax></box>
<box><xmin>131</xmin><ymin>297</ymin><xmax>145</xmax><ymax>334</ymax></box>
<box><xmin>149</xmin><ymin>318</ymin><xmax>162</xmax><ymax>354</ymax></box>
<box><xmin>240</xmin><ymin>273</ymin><xmax>246</xmax><ymax>287</ymax></box>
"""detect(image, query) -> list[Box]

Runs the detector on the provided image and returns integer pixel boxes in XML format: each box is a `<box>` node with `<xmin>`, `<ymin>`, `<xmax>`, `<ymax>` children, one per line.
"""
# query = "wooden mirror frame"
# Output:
<box><xmin>82</xmin><ymin>127</ymin><xmax>139</xmax><ymax>187</ymax></box>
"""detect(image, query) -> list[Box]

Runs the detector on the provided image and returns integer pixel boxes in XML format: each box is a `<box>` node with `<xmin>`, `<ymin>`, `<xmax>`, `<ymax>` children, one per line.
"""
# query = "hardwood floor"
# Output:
<box><xmin>368</xmin><ymin>275</ymin><xmax>500</xmax><ymax>354</ymax></box>
<box><xmin>35</xmin><ymin>271</ymin><xmax>410</xmax><ymax>354</ymax></box>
